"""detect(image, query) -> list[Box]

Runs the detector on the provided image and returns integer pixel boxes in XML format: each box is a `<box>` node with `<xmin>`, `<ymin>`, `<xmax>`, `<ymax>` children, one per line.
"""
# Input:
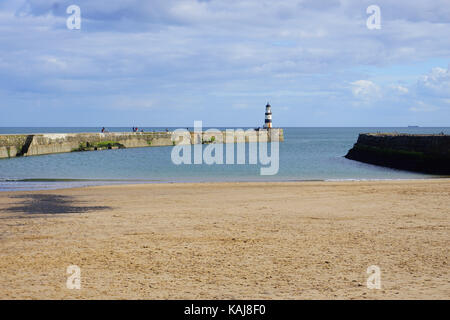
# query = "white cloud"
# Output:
<box><xmin>350</xmin><ymin>80</ymin><xmax>381</xmax><ymax>101</ymax></box>
<box><xmin>417</xmin><ymin>65</ymin><xmax>450</xmax><ymax>98</ymax></box>
<box><xmin>390</xmin><ymin>85</ymin><xmax>409</xmax><ymax>94</ymax></box>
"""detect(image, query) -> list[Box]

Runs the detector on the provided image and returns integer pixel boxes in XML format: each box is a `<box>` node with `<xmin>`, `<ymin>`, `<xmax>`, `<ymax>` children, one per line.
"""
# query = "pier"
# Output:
<box><xmin>345</xmin><ymin>133</ymin><xmax>450</xmax><ymax>174</ymax></box>
<box><xmin>0</xmin><ymin>129</ymin><xmax>284</xmax><ymax>159</ymax></box>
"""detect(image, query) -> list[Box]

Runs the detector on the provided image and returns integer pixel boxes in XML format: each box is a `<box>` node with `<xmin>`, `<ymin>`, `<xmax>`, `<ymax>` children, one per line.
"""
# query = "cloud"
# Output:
<box><xmin>0</xmin><ymin>0</ymin><xmax>449</xmax><ymax>126</ymax></box>
<box><xmin>417</xmin><ymin>65</ymin><xmax>450</xmax><ymax>98</ymax></box>
<box><xmin>390</xmin><ymin>85</ymin><xmax>409</xmax><ymax>94</ymax></box>
<box><xmin>351</xmin><ymin>80</ymin><xmax>381</xmax><ymax>101</ymax></box>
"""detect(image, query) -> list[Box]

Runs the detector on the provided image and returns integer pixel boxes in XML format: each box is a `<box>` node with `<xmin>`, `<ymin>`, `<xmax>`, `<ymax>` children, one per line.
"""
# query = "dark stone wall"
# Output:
<box><xmin>345</xmin><ymin>133</ymin><xmax>450</xmax><ymax>175</ymax></box>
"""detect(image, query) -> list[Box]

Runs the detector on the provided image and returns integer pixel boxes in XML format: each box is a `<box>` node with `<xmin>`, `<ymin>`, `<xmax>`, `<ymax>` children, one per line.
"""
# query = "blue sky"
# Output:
<box><xmin>0</xmin><ymin>0</ymin><xmax>449</xmax><ymax>127</ymax></box>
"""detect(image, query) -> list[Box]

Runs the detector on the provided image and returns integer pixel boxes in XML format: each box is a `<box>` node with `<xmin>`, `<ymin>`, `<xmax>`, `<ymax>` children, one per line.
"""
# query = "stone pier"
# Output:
<box><xmin>0</xmin><ymin>129</ymin><xmax>284</xmax><ymax>159</ymax></box>
<box><xmin>345</xmin><ymin>133</ymin><xmax>450</xmax><ymax>174</ymax></box>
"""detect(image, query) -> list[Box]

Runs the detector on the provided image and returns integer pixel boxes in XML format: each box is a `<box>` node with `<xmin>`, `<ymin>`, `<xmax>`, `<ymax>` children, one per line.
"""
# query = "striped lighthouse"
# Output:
<box><xmin>264</xmin><ymin>102</ymin><xmax>272</xmax><ymax>129</ymax></box>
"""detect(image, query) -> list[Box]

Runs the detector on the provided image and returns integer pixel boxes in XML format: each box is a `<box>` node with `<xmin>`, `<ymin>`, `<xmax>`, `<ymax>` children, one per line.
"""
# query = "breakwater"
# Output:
<box><xmin>345</xmin><ymin>133</ymin><xmax>450</xmax><ymax>174</ymax></box>
<box><xmin>0</xmin><ymin>129</ymin><xmax>284</xmax><ymax>159</ymax></box>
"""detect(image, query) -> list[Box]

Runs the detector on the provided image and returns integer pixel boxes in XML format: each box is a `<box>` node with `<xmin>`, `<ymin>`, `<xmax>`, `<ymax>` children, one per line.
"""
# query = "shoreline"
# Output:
<box><xmin>1</xmin><ymin>176</ymin><xmax>450</xmax><ymax>192</ymax></box>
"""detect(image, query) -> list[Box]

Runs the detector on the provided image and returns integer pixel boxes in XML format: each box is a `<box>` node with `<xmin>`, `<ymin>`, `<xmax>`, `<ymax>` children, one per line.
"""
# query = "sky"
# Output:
<box><xmin>0</xmin><ymin>0</ymin><xmax>449</xmax><ymax>127</ymax></box>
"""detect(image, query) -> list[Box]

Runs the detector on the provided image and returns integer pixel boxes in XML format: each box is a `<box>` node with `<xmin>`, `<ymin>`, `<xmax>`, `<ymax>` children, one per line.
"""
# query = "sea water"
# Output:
<box><xmin>0</xmin><ymin>127</ymin><xmax>448</xmax><ymax>191</ymax></box>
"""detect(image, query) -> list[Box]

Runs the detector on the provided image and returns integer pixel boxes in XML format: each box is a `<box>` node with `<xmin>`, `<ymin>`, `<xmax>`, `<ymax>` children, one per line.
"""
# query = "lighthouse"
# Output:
<box><xmin>264</xmin><ymin>102</ymin><xmax>272</xmax><ymax>129</ymax></box>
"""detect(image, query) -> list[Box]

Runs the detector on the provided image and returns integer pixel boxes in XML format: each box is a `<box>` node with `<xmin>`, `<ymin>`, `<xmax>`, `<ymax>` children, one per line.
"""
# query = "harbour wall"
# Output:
<box><xmin>0</xmin><ymin>129</ymin><xmax>284</xmax><ymax>159</ymax></box>
<box><xmin>345</xmin><ymin>133</ymin><xmax>450</xmax><ymax>174</ymax></box>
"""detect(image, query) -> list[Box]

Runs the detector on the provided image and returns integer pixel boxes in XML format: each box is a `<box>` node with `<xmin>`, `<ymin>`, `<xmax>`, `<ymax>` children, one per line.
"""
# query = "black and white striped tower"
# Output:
<box><xmin>264</xmin><ymin>102</ymin><xmax>272</xmax><ymax>129</ymax></box>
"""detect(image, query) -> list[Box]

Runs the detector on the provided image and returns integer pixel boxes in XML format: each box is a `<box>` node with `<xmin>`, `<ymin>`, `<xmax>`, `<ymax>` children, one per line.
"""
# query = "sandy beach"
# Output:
<box><xmin>0</xmin><ymin>179</ymin><xmax>448</xmax><ymax>299</ymax></box>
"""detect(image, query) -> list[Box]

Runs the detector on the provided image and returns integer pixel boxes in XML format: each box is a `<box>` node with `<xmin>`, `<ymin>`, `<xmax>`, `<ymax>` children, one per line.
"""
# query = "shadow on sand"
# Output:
<box><xmin>5</xmin><ymin>194</ymin><xmax>110</xmax><ymax>215</ymax></box>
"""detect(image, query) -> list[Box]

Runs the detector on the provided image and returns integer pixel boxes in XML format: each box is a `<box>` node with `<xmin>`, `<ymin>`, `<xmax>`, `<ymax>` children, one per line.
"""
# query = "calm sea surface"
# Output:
<box><xmin>0</xmin><ymin>127</ymin><xmax>449</xmax><ymax>191</ymax></box>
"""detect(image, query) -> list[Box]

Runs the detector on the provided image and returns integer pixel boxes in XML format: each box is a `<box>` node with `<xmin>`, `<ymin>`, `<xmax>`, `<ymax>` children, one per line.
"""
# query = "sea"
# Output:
<box><xmin>0</xmin><ymin>127</ymin><xmax>449</xmax><ymax>191</ymax></box>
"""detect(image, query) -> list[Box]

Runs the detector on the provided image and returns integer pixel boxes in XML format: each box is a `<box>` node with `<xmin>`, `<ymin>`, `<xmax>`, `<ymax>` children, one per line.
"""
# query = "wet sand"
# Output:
<box><xmin>0</xmin><ymin>180</ymin><xmax>449</xmax><ymax>299</ymax></box>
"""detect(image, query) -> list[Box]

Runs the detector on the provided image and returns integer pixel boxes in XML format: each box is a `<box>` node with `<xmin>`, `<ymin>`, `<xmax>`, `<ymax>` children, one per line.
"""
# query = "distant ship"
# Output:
<box><xmin>408</xmin><ymin>125</ymin><xmax>419</xmax><ymax>128</ymax></box>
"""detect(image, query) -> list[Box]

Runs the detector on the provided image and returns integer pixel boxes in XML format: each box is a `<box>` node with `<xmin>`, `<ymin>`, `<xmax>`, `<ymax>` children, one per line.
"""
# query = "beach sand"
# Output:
<box><xmin>0</xmin><ymin>180</ymin><xmax>449</xmax><ymax>299</ymax></box>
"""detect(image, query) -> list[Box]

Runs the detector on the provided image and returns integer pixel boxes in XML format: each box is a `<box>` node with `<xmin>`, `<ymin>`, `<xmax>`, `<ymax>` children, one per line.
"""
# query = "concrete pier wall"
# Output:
<box><xmin>0</xmin><ymin>129</ymin><xmax>284</xmax><ymax>159</ymax></box>
<box><xmin>345</xmin><ymin>133</ymin><xmax>450</xmax><ymax>174</ymax></box>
